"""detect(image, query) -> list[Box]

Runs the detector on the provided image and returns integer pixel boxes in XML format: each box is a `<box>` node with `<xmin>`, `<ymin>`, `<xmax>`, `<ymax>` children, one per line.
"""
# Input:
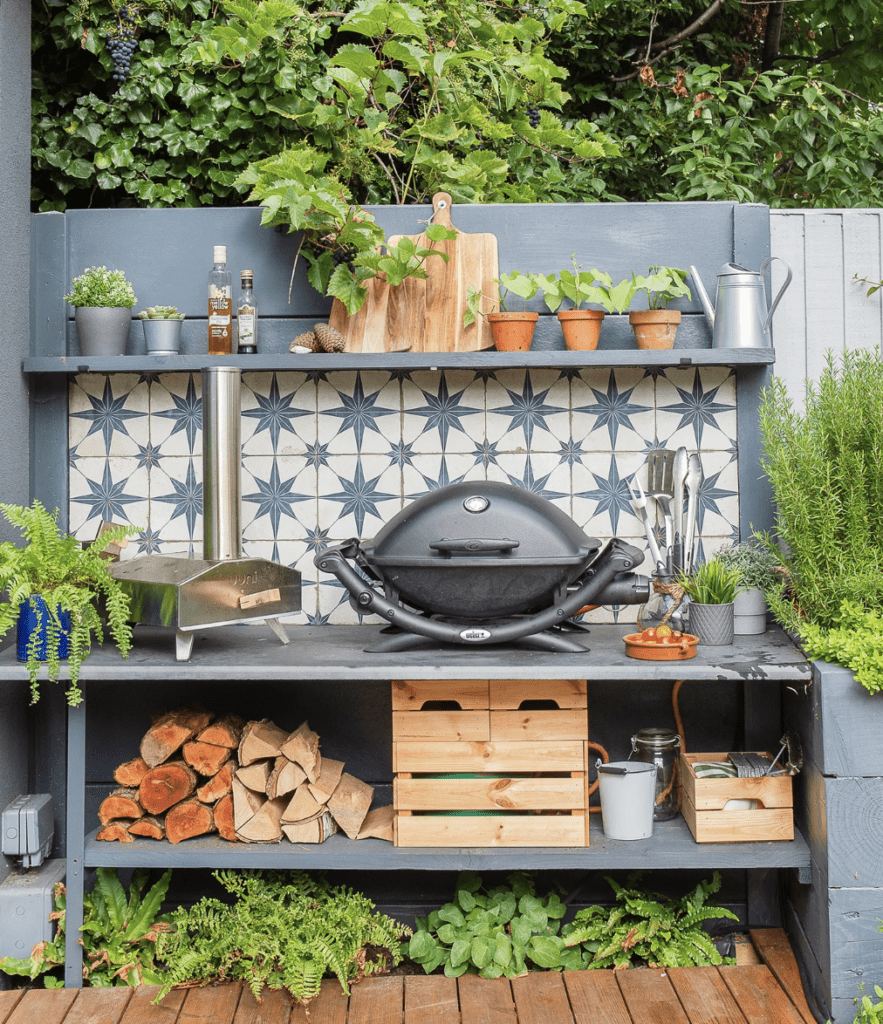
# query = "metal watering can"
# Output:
<box><xmin>688</xmin><ymin>259</ymin><xmax>792</xmax><ymax>349</ymax></box>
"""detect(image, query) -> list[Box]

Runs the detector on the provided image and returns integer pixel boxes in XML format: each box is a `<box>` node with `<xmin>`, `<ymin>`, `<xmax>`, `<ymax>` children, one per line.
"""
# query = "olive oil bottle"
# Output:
<box><xmin>208</xmin><ymin>245</ymin><xmax>233</xmax><ymax>354</ymax></box>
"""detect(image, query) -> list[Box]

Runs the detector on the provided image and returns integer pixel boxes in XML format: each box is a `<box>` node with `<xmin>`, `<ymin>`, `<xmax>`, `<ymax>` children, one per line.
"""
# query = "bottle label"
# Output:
<box><xmin>208</xmin><ymin>295</ymin><xmax>233</xmax><ymax>355</ymax></box>
<box><xmin>209</xmin><ymin>314</ymin><xmax>232</xmax><ymax>326</ymax></box>
<box><xmin>238</xmin><ymin>314</ymin><xmax>255</xmax><ymax>344</ymax></box>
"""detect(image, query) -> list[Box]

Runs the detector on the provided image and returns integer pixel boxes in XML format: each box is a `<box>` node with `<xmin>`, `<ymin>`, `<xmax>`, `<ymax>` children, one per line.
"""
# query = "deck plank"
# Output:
<box><xmin>563</xmin><ymin>971</ymin><xmax>632</xmax><ymax>1024</ymax></box>
<box><xmin>119</xmin><ymin>986</ymin><xmax>187</xmax><ymax>1023</ymax></box>
<box><xmin>616</xmin><ymin>968</ymin><xmax>691</xmax><ymax>1024</ymax></box>
<box><xmin>289</xmin><ymin>980</ymin><xmax>349</xmax><ymax>1024</ymax></box>
<box><xmin>178</xmin><ymin>982</ymin><xmax>243</xmax><ymax>1024</ymax></box>
<box><xmin>404</xmin><ymin>976</ymin><xmax>459</xmax><ymax>1024</ymax></box>
<box><xmin>5</xmin><ymin>988</ymin><xmax>78</xmax><ymax>1024</ymax></box>
<box><xmin>667</xmin><ymin>966</ymin><xmax>747</xmax><ymax>1024</ymax></box>
<box><xmin>748</xmin><ymin>929</ymin><xmax>816</xmax><ymax>1024</ymax></box>
<box><xmin>347</xmin><ymin>975</ymin><xmax>403</xmax><ymax>1024</ymax></box>
<box><xmin>718</xmin><ymin>965</ymin><xmax>806</xmax><ymax>1024</ymax></box>
<box><xmin>0</xmin><ymin>992</ymin><xmax>25</xmax><ymax>1024</ymax></box>
<box><xmin>457</xmin><ymin>976</ymin><xmax>517</xmax><ymax>1024</ymax></box>
<box><xmin>65</xmin><ymin>987</ymin><xmax>135</xmax><ymax>1024</ymax></box>
<box><xmin>233</xmin><ymin>986</ymin><xmax>293</xmax><ymax>1023</ymax></box>
<box><xmin>510</xmin><ymin>972</ymin><xmax>574</xmax><ymax>1024</ymax></box>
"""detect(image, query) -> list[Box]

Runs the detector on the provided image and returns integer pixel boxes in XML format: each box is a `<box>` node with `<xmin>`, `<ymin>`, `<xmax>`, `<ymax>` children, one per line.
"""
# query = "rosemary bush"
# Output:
<box><xmin>677</xmin><ymin>558</ymin><xmax>744</xmax><ymax>605</ymax></box>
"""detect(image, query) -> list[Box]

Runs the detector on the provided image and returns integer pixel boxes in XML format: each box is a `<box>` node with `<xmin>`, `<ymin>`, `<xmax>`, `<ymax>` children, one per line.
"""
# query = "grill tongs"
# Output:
<box><xmin>315</xmin><ymin>538</ymin><xmax>649</xmax><ymax>653</ymax></box>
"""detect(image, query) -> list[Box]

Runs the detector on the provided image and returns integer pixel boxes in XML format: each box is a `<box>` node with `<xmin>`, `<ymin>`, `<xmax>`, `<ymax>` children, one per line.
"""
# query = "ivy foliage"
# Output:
<box><xmin>155</xmin><ymin>870</ymin><xmax>409</xmax><ymax>1003</ymax></box>
<box><xmin>0</xmin><ymin>868</ymin><xmax>172</xmax><ymax>988</ymax></box>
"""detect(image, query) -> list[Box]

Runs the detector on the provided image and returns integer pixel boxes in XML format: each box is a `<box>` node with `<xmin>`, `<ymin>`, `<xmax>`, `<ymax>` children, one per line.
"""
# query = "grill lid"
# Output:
<box><xmin>362</xmin><ymin>481</ymin><xmax>599</xmax><ymax>568</ymax></box>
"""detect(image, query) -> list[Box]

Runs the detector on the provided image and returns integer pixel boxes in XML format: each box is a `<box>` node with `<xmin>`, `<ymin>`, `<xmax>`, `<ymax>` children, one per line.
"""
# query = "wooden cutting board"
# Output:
<box><xmin>328</xmin><ymin>193</ymin><xmax>498</xmax><ymax>353</ymax></box>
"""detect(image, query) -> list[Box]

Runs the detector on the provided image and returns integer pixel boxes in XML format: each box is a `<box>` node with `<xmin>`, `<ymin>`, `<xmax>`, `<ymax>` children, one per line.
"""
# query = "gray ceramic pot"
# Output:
<box><xmin>733</xmin><ymin>587</ymin><xmax>768</xmax><ymax>635</ymax></box>
<box><xmin>141</xmin><ymin>318</ymin><xmax>183</xmax><ymax>355</ymax></box>
<box><xmin>688</xmin><ymin>602</ymin><xmax>735</xmax><ymax>646</ymax></box>
<box><xmin>75</xmin><ymin>306</ymin><xmax>132</xmax><ymax>356</ymax></box>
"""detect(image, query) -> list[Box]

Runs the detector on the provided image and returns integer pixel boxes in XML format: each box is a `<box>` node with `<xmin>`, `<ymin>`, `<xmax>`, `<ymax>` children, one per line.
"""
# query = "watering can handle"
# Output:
<box><xmin>760</xmin><ymin>256</ymin><xmax>792</xmax><ymax>334</ymax></box>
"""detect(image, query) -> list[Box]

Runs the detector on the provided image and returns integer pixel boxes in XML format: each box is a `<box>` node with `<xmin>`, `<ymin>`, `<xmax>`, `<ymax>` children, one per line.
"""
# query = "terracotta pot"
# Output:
<box><xmin>557</xmin><ymin>309</ymin><xmax>604</xmax><ymax>351</ymax></box>
<box><xmin>488</xmin><ymin>312</ymin><xmax>538</xmax><ymax>351</ymax></box>
<box><xmin>629</xmin><ymin>309</ymin><xmax>681</xmax><ymax>350</ymax></box>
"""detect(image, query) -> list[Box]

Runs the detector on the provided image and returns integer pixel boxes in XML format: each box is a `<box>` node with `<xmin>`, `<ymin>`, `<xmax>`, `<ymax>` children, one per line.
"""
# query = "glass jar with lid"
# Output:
<box><xmin>630</xmin><ymin>727</ymin><xmax>681</xmax><ymax>821</ymax></box>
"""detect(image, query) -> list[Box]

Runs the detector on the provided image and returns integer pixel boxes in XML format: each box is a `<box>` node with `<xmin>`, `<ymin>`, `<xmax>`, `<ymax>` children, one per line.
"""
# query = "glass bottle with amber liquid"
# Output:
<box><xmin>208</xmin><ymin>245</ymin><xmax>233</xmax><ymax>354</ymax></box>
<box><xmin>237</xmin><ymin>270</ymin><xmax>258</xmax><ymax>354</ymax></box>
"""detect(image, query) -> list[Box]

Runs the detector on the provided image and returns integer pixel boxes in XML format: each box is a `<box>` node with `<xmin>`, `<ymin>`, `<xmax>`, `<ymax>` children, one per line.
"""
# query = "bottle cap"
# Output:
<box><xmin>213</xmin><ymin>245</ymin><xmax>227</xmax><ymax>262</ymax></box>
<box><xmin>241</xmin><ymin>270</ymin><xmax>253</xmax><ymax>278</ymax></box>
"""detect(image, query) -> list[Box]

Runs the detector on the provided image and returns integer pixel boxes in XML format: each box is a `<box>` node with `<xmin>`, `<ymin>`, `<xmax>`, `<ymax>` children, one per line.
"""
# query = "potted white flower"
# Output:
<box><xmin>64</xmin><ymin>266</ymin><xmax>137</xmax><ymax>357</ymax></box>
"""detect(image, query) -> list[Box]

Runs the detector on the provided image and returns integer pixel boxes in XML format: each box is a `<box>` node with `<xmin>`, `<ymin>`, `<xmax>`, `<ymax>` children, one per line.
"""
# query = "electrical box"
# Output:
<box><xmin>2</xmin><ymin>795</ymin><xmax>54</xmax><ymax>868</ymax></box>
<box><xmin>0</xmin><ymin>859</ymin><xmax>65</xmax><ymax>960</ymax></box>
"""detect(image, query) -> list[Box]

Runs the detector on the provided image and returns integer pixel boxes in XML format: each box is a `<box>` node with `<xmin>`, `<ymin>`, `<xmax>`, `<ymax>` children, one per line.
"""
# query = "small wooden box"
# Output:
<box><xmin>679</xmin><ymin>751</ymin><xmax>794</xmax><ymax>843</ymax></box>
<box><xmin>392</xmin><ymin>680</ymin><xmax>589</xmax><ymax>848</ymax></box>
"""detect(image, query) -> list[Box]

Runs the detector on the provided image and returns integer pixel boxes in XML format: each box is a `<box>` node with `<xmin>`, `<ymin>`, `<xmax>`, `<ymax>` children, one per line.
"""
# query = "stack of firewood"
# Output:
<box><xmin>96</xmin><ymin>707</ymin><xmax>393</xmax><ymax>845</ymax></box>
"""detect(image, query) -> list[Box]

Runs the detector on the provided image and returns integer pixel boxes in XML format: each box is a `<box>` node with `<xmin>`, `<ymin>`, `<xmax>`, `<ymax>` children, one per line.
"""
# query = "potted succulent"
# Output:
<box><xmin>677</xmin><ymin>557</ymin><xmax>744</xmax><ymax>646</ymax></box>
<box><xmin>64</xmin><ymin>266</ymin><xmax>137</xmax><ymax>357</ymax></box>
<box><xmin>629</xmin><ymin>266</ymin><xmax>692</xmax><ymax>349</ymax></box>
<box><xmin>464</xmin><ymin>272</ymin><xmax>540</xmax><ymax>351</ymax></box>
<box><xmin>714</xmin><ymin>541</ymin><xmax>782</xmax><ymax>635</ymax></box>
<box><xmin>138</xmin><ymin>305</ymin><xmax>186</xmax><ymax>355</ymax></box>
<box><xmin>0</xmin><ymin>501</ymin><xmax>137</xmax><ymax>705</ymax></box>
<box><xmin>537</xmin><ymin>256</ymin><xmax>608</xmax><ymax>350</ymax></box>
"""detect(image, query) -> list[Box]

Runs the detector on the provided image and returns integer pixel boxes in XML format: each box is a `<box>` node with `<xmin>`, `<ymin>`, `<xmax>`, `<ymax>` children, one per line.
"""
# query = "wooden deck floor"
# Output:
<box><xmin>0</xmin><ymin>930</ymin><xmax>818</xmax><ymax>1024</ymax></box>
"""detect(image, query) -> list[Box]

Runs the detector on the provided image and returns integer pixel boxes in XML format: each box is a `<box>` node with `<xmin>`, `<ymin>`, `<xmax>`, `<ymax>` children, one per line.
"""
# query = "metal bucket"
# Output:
<box><xmin>596</xmin><ymin>760</ymin><xmax>657</xmax><ymax>840</ymax></box>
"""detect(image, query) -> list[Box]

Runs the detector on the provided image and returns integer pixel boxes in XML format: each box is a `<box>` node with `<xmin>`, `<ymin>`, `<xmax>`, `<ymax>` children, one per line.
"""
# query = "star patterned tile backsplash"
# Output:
<box><xmin>69</xmin><ymin>367</ymin><xmax>740</xmax><ymax>626</ymax></box>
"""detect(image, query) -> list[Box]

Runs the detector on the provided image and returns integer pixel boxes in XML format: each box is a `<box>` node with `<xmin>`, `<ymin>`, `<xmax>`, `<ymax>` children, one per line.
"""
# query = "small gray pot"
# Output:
<box><xmin>141</xmin><ymin>318</ymin><xmax>183</xmax><ymax>355</ymax></box>
<box><xmin>688</xmin><ymin>602</ymin><xmax>735</xmax><ymax>646</ymax></box>
<box><xmin>75</xmin><ymin>306</ymin><xmax>132</xmax><ymax>357</ymax></box>
<box><xmin>733</xmin><ymin>587</ymin><xmax>768</xmax><ymax>635</ymax></box>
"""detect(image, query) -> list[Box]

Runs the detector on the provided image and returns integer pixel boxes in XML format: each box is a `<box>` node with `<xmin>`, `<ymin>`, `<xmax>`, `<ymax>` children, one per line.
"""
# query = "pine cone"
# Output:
<box><xmin>289</xmin><ymin>330</ymin><xmax>320</xmax><ymax>353</ymax></box>
<box><xmin>313</xmin><ymin>322</ymin><xmax>346</xmax><ymax>353</ymax></box>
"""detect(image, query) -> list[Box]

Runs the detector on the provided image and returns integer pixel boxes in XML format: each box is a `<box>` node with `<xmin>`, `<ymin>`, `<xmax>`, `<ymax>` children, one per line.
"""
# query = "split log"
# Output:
<box><xmin>281</xmin><ymin>786</ymin><xmax>323</xmax><ymax>824</ymax></box>
<box><xmin>166</xmin><ymin>798</ymin><xmax>216</xmax><ymax>845</ymax></box>
<box><xmin>196</xmin><ymin>761</ymin><xmax>236</xmax><ymax>804</ymax></box>
<box><xmin>96</xmin><ymin>820</ymin><xmax>135</xmax><ymax>843</ymax></box>
<box><xmin>280</xmin><ymin>722</ymin><xmax>321</xmax><ymax>782</ymax></box>
<box><xmin>282</xmin><ymin>810</ymin><xmax>338</xmax><ymax>844</ymax></box>
<box><xmin>236</xmin><ymin>761</ymin><xmax>272</xmax><ymax>793</ymax></box>
<box><xmin>152</xmin><ymin>706</ymin><xmax>214</xmax><ymax>734</ymax></box>
<box><xmin>113</xmin><ymin>757</ymin><xmax>149</xmax><ymax>788</ymax></box>
<box><xmin>328</xmin><ymin>773</ymin><xmax>374</xmax><ymax>840</ymax></box>
<box><xmin>197</xmin><ymin>713</ymin><xmax>246</xmax><ymax>749</ymax></box>
<box><xmin>128</xmin><ymin>816</ymin><xmax>166</xmax><ymax>841</ymax></box>
<box><xmin>308</xmin><ymin>757</ymin><xmax>344</xmax><ymax>805</ymax></box>
<box><xmin>236</xmin><ymin>796</ymin><xmax>287</xmax><ymax>843</ymax></box>
<box><xmin>266</xmin><ymin>756</ymin><xmax>306</xmax><ymax>800</ymax></box>
<box><xmin>139</xmin><ymin>760</ymin><xmax>197</xmax><ymax>816</ymax></box>
<box><xmin>183</xmin><ymin>740</ymin><xmax>231</xmax><ymax>777</ymax></box>
<box><xmin>214</xmin><ymin>794</ymin><xmax>236</xmax><ymax>842</ymax></box>
<box><xmin>239</xmin><ymin>719</ymin><xmax>289</xmax><ymax>766</ymax></box>
<box><xmin>232</xmin><ymin>776</ymin><xmax>265</xmax><ymax>831</ymax></box>
<box><xmin>141</xmin><ymin>711</ymin><xmax>201</xmax><ymax>768</ymax></box>
<box><xmin>98</xmin><ymin>787</ymin><xmax>143</xmax><ymax>825</ymax></box>
<box><xmin>357</xmin><ymin>805</ymin><xmax>395</xmax><ymax>842</ymax></box>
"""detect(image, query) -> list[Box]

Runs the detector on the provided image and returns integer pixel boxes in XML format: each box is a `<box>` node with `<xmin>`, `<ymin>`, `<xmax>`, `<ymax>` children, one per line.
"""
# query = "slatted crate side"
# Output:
<box><xmin>393</xmin><ymin>740</ymin><xmax>586</xmax><ymax>773</ymax></box>
<box><xmin>394</xmin><ymin>775</ymin><xmax>586</xmax><ymax>811</ymax></box>
<box><xmin>395</xmin><ymin>814</ymin><xmax>588</xmax><ymax>847</ymax></box>
<box><xmin>391</xmin><ymin>709</ymin><xmax>490</xmax><ymax>742</ymax></box>
<box><xmin>487</xmin><ymin>679</ymin><xmax>588</xmax><ymax>709</ymax></box>
<box><xmin>391</xmin><ymin>680</ymin><xmax>489</xmax><ymax>710</ymax></box>
<box><xmin>680</xmin><ymin>752</ymin><xmax>793</xmax><ymax>810</ymax></box>
<box><xmin>489</xmin><ymin>708</ymin><xmax>587</xmax><ymax>742</ymax></box>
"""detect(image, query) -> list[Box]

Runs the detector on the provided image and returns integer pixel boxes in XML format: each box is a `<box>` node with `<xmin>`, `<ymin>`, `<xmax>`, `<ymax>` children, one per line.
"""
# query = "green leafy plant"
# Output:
<box><xmin>137</xmin><ymin>305</ymin><xmax>184</xmax><ymax>320</ymax></box>
<box><xmin>633</xmin><ymin>266</ymin><xmax>692</xmax><ymax>309</ymax></box>
<box><xmin>0</xmin><ymin>501</ymin><xmax>137</xmax><ymax>705</ymax></box>
<box><xmin>537</xmin><ymin>255</ymin><xmax>608</xmax><ymax>313</ymax></box>
<box><xmin>0</xmin><ymin>868</ymin><xmax>172</xmax><ymax>987</ymax></box>
<box><xmin>156</xmin><ymin>870</ymin><xmax>409</xmax><ymax>1004</ymax></box>
<box><xmin>855</xmin><ymin>274</ymin><xmax>883</xmax><ymax>299</ymax></box>
<box><xmin>560</xmin><ymin>872</ymin><xmax>738</xmax><ymax>969</ymax></box>
<box><xmin>714</xmin><ymin>541</ymin><xmax>783</xmax><ymax>593</ymax></box>
<box><xmin>797</xmin><ymin>601</ymin><xmax>883</xmax><ymax>696</ymax></box>
<box><xmin>408</xmin><ymin>871</ymin><xmax>569</xmax><ymax>978</ymax></box>
<box><xmin>464</xmin><ymin>271</ymin><xmax>539</xmax><ymax>326</ymax></box>
<box><xmin>63</xmin><ymin>266</ymin><xmax>137</xmax><ymax>308</ymax></box>
<box><xmin>677</xmin><ymin>558</ymin><xmax>744</xmax><ymax>605</ymax></box>
<box><xmin>853</xmin><ymin>983</ymin><xmax>883</xmax><ymax>1023</ymax></box>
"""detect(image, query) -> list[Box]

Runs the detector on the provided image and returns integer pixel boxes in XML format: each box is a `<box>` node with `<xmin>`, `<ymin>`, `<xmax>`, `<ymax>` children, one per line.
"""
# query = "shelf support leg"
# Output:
<box><xmin>65</xmin><ymin>699</ymin><xmax>86</xmax><ymax>988</ymax></box>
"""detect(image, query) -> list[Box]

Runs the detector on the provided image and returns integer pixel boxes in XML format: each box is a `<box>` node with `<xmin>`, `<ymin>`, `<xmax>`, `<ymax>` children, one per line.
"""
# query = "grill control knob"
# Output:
<box><xmin>463</xmin><ymin>495</ymin><xmax>490</xmax><ymax>513</ymax></box>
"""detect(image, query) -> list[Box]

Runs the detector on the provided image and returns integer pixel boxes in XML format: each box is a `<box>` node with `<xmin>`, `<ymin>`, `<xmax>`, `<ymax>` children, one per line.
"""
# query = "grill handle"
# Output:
<box><xmin>428</xmin><ymin>538</ymin><xmax>520</xmax><ymax>554</ymax></box>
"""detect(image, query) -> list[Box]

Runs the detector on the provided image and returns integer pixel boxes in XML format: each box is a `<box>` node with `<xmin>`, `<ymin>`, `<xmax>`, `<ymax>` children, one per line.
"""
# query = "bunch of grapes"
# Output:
<box><xmin>331</xmin><ymin>245</ymin><xmax>359</xmax><ymax>271</ymax></box>
<box><xmin>526</xmin><ymin>104</ymin><xmax>541</xmax><ymax>129</ymax></box>
<box><xmin>107</xmin><ymin>6</ymin><xmax>138</xmax><ymax>87</ymax></box>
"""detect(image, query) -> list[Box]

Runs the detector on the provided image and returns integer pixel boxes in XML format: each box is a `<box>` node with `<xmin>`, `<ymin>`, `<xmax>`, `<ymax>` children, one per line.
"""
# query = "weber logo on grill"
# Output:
<box><xmin>459</xmin><ymin>628</ymin><xmax>491</xmax><ymax>642</ymax></box>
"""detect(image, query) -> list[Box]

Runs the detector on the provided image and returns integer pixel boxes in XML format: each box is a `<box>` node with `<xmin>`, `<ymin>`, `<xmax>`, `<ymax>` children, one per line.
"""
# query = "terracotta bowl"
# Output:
<box><xmin>623</xmin><ymin>632</ymin><xmax>700</xmax><ymax>660</ymax></box>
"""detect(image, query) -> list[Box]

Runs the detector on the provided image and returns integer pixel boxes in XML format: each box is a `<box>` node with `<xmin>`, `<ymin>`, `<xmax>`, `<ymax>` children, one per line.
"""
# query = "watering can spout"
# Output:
<box><xmin>688</xmin><ymin>266</ymin><xmax>715</xmax><ymax>329</ymax></box>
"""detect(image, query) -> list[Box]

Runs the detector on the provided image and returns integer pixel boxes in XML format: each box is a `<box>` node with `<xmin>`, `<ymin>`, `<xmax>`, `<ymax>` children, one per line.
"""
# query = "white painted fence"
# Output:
<box><xmin>770</xmin><ymin>209</ymin><xmax>883</xmax><ymax>401</ymax></box>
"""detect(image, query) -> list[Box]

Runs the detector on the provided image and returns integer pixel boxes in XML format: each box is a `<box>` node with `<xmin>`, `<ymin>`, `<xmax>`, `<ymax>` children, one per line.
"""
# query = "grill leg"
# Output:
<box><xmin>264</xmin><ymin>618</ymin><xmax>290</xmax><ymax>645</ymax></box>
<box><xmin>175</xmin><ymin>628</ymin><xmax>195</xmax><ymax>661</ymax></box>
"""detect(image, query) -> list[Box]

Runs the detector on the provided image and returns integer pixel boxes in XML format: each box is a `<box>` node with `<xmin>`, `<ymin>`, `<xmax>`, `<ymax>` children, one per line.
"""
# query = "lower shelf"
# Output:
<box><xmin>84</xmin><ymin>816</ymin><xmax>811</xmax><ymax>881</ymax></box>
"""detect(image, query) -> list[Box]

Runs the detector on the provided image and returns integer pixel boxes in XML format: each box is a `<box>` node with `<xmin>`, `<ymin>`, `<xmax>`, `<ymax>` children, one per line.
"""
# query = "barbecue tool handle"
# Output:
<box><xmin>429</xmin><ymin>537</ymin><xmax>520</xmax><ymax>554</ymax></box>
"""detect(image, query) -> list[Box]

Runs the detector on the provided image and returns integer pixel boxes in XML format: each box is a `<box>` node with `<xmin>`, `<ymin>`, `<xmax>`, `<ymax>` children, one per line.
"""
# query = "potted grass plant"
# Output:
<box><xmin>0</xmin><ymin>501</ymin><xmax>137</xmax><ymax>705</ymax></box>
<box><xmin>64</xmin><ymin>266</ymin><xmax>137</xmax><ymax>357</ymax></box>
<box><xmin>464</xmin><ymin>272</ymin><xmax>540</xmax><ymax>351</ymax></box>
<box><xmin>715</xmin><ymin>541</ymin><xmax>782</xmax><ymax>635</ymax></box>
<box><xmin>629</xmin><ymin>266</ymin><xmax>692</xmax><ymax>349</ymax></box>
<box><xmin>678</xmin><ymin>557</ymin><xmax>744</xmax><ymax>646</ymax></box>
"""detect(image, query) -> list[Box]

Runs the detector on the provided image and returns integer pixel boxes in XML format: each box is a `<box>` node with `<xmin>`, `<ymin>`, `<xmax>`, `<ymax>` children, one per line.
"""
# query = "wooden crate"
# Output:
<box><xmin>392</xmin><ymin>680</ymin><xmax>589</xmax><ymax>847</ymax></box>
<box><xmin>679</xmin><ymin>751</ymin><xmax>794</xmax><ymax>843</ymax></box>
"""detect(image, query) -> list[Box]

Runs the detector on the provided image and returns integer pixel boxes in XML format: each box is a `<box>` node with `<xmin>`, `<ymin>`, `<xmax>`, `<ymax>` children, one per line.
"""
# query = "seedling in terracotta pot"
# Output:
<box><xmin>633</xmin><ymin>266</ymin><xmax>692</xmax><ymax>309</ymax></box>
<box><xmin>464</xmin><ymin>272</ymin><xmax>540</xmax><ymax>351</ymax></box>
<box><xmin>629</xmin><ymin>265</ymin><xmax>691</xmax><ymax>349</ymax></box>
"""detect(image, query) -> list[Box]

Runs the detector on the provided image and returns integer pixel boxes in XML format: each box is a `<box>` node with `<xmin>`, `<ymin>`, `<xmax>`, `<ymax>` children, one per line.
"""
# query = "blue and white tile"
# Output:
<box><xmin>656</xmin><ymin>367</ymin><xmax>737</xmax><ymax>450</ymax></box>
<box><xmin>316</xmin><ymin>571</ymin><xmax>377</xmax><ymax>626</ymax></box>
<box><xmin>150</xmin><ymin>456</ymin><xmax>203</xmax><ymax>544</ymax></box>
<box><xmin>240</xmin><ymin>539</ymin><xmax>313</xmax><ymax>625</ymax></box>
<box><xmin>151</xmin><ymin>373</ymin><xmax>202</xmax><ymax>456</ymax></box>
<box><xmin>571</xmin><ymin>368</ymin><xmax>655</xmax><ymax>452</ymax></box>
<box><xmin>487</xmin><ymin>455</ymin><xmax>572</xmax><ymax>518</ymax></box>
<box><xmin>401</xmin><ymin>370</ymin><xmax>485</xmax><ymax>454</ymax></box>
<box><xmin>69</xmin><ymin>374</ymin><xmax>149</xmax><ymax>458</ymax></box>
<box><xmin>242</xmin><ymin>371</ymin><xmax>316</xmax><ymax>456</ymax></box>
<box><xmin>317</xmin><ymin>455</ymin><xmax>402</xmax><ymax>539</ymax></box>
<box><xmin>688</xmin><ymin>450</ymin><xmax>740</xmax><ymax>538</ymax></box>
<box><xmin>318</xmin><ymin>371</ymin><xmax>401</xmax><ymax>454</ymax></box>
<box><xmin>486</xmin><ymin>369</ymin><xmax>570</xmax><ymax>452</ymax></box>
<box><xmin>403</xmin><ymin>454</ymin><xmax>485</xmax><ymax>504</ymax></box>
<box><xmin>241</xmin><ymin>457</ymin><xmax>317</xmax><ymax>542</ymax></box>
<box><xmin>571</xmin><ymin>451</ymin><xmax>648</xmax><ymax>539</ymax></box>
<box><xmin>69</xmin><ymin>458</ymin><xmax>150</xmax><ymax>541</ymax></box>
